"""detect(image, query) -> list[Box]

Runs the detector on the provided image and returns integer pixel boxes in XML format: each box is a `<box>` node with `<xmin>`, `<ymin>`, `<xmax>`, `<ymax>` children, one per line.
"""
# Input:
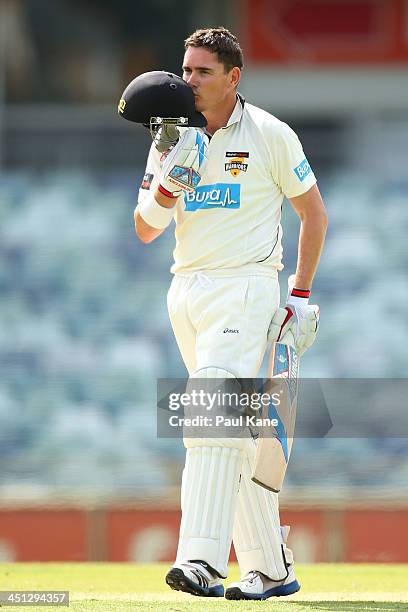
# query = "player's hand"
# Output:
<box><xmin>158</xmin><ymin>128</ymin><xmax>209</xmax><ymax>198</ymax></box>
<box><xmin>268</xmin><ymin>304</ymin><xmax>319</xmax><ymax>356</ymax></box>
<box><xmin>267</xmin><ymin>275</ymin><xmax>320</xmax><ymax>356</ymax></box>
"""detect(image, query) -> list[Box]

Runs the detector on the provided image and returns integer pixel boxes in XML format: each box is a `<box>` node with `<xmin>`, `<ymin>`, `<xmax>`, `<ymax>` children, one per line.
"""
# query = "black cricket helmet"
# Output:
<box><xmin>118</xmin><ymin>70</ymin><xmax>207</xmax><ymax>128</ymax></box>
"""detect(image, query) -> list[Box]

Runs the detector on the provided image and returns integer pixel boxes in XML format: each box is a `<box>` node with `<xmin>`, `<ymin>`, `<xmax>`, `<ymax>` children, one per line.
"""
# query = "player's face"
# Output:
<box><xmin>182</xmin><ymin>47</ymin><xmax>238</xmax><ymax>114</ymax></box>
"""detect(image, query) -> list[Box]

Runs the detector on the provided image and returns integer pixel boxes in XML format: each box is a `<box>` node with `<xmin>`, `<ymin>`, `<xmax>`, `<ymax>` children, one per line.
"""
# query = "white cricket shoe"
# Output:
<box><xmin>225</xmin><ymin>565</ymin><xmax>300</xmax><ymax>600</ymax></box>
<box><xmin>165</xmin><ymin>560</ymin><xmax>224</xmax><ymax>597</ymax></box>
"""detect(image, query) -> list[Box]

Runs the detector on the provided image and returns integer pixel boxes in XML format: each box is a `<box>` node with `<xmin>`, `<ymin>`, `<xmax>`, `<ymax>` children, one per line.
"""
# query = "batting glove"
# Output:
<box><xmin>158</xmin><ymin>128</ymin><xmax>209</xmax><ymax>198</ymax></box>
<box><xmin>268</xmin><ymin>276</ymin><xmax>320</xmax><ymax>356</ymax></box>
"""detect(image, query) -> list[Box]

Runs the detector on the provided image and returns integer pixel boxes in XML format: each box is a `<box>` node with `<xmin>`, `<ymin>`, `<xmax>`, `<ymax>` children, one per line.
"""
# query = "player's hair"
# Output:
<box><xmin>184</xmin><ymin>27</ymin><xmax>244</xmax><ymax>73</ymax></box>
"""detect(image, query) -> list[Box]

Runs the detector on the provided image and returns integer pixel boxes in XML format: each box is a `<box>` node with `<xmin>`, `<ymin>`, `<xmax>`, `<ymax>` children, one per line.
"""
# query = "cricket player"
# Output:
<box><xmin>132</xmin><ymin>28</ymin><xmax>328</xmax><ymax>600</ymax></box>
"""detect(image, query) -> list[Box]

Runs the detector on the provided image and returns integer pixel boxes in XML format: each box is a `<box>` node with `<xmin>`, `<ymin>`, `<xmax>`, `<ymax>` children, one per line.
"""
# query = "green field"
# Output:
<box><xmin>0</xmin><ymin>563</ymin><xmax>407</xmax><ymax>611</ymax></box>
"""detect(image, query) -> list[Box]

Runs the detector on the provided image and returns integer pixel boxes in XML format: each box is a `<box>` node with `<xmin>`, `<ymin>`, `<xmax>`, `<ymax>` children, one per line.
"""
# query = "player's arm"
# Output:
<box><xmin>134</xmin><ymin>139</ymin><xmax>177</xmax><ymax>244</ymax></box>
<box><xmin>134</xmin><ymin>190</ymin><xmax>176</xmax><ymax>244</ymax></box>
<box><xmin>288</xmin><ymin>183</ymin><xmax>328</xmax><ymax>289</ymax></box>
<box><xmin>270</xmin><ymin>186</ymin><xmax>327</xmax><ymax>356</ymax></box>
<box><xmin>134</xmin><ymin>127</ymin><xmax>209</xmax><ymax>244</ymax></box>
<box><xmin>267</xmin><ymin>122</ymin><xmax>328</xmax><ymax>354</ymax></box>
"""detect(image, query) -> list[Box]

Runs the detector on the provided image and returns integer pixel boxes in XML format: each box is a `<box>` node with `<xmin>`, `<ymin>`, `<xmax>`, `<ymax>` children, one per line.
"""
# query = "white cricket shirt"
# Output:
<box><xmin>137</xmin><ymin>96</ymin><xmax>317</xmax><ymax>275</ymax></box>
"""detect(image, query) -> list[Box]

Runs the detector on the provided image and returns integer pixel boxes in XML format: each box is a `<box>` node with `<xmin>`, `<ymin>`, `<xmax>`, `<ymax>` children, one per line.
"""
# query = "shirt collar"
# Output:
<box><xmin>225</xmin><ymin>93</ymin><xmax>245</xmax><ymax>128</ymax></box>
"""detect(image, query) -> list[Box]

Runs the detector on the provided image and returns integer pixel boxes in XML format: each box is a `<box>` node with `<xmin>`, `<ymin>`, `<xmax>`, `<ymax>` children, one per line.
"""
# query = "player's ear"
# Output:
<box><xmin>230</xmin><ymin>67</ymin><xmax>241</xmax><ymax>89</ymax></box>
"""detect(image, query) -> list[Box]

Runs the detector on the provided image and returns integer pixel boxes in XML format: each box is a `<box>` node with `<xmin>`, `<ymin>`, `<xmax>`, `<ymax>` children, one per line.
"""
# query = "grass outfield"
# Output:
<box><xmin>0</xmin><ymin>563</ymin><xmax>407</xmax><ymax>611</ymax></box>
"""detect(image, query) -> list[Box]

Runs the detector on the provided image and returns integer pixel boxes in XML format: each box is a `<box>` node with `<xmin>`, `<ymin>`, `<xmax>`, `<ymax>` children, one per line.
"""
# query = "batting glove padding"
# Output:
<box><xmin>159</xmin><ymin>128</ymin><xmax>209</xmax><ymax>197</ymax></box>
<box><xmin>268</xmin><ymin>303</ymin><xmax>320</xmax><ymax>356</ymax></box>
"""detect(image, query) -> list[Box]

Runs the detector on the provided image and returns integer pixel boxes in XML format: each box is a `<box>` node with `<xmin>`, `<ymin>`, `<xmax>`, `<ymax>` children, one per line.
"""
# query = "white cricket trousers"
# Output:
<box><xmin>167</xmin><ymin>271</ymin><xmax>279</xmax><ymax>377</ymax></box>
<box><xmin>167</xmin><ymin>271</ymin><xmax>294</xmax><ymax>580</ymax></box>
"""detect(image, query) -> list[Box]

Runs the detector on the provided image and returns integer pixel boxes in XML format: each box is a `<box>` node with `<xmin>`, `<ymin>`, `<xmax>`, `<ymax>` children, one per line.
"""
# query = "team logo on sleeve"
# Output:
<box><xmin>294</xmin><ymin>158</ymin><xmax>312</xmax><ymax>182</ymax></box>
<box><xmin>141</xmin><ymin>173</ymin><xmax>153</xmax><ymax>190</ymax></box>
<box><xmin>225</xmin><ymin>151</ymin><xmax>249</xmax><ymax>177</ymax></box>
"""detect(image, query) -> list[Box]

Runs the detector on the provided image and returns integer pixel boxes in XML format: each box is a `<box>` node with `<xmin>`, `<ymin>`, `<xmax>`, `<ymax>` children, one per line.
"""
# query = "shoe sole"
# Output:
<box><xmin>165</xmin><ymin>567</ymin><xmax>224</xmax><ymax>598</ymax></box>
<box><xmin>225</xmin><ymin>579</ymin><xmax>300</xmax><ymax>600</ymax></box>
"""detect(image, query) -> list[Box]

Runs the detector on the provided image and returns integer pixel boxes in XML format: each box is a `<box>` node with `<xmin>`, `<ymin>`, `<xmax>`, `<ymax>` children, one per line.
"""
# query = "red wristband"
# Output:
<box><xmin>291</xmin><ymin>287</ymin><xmax>311</xmax><ymax>299</ymax></box>
<box><xmin>158</xmin><ymin>184</ymin><xmax>176</xmax><ymax>199</ymax></box>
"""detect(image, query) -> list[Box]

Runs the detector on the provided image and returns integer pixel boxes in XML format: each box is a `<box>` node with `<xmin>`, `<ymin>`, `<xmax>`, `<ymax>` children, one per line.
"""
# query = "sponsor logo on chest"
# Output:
<box><xmin>184</xmin><ymin>183</ymin><xmax>241</xmax><ymax>211</ymax></box>
<box><xmin>224</xmin><ymin>151</ymin><xmax>249</xmax><ymax>177</ymax></box>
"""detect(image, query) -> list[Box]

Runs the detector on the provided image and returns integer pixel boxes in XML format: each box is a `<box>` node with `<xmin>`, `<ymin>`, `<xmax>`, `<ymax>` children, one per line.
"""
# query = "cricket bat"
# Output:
<box><xmin>251</xmin><ymin>341</ymin><xmax>299</xmax><ymax>492</ymax></box>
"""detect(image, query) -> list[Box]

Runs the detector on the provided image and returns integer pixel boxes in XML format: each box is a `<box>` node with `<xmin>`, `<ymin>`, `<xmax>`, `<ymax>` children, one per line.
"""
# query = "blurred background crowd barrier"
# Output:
<box><xmin>0</xmin><ymin>0</ymin><xmax>407</xmax><ymax>562</ymax></box>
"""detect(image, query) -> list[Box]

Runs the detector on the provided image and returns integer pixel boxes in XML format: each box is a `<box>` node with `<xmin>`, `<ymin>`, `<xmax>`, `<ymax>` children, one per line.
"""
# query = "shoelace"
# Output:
<box><xmin>245</xmin><ymin>571</ymin><xmax>259</xmax><ymax>584</ymax></box>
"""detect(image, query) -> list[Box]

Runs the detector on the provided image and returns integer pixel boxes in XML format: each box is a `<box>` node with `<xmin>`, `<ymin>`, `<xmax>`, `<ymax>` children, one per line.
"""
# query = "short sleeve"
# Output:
<box><xmin>268</xmin><ymin>122</ymin><xmax>317</xmax><ymax>199</ymax></box>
